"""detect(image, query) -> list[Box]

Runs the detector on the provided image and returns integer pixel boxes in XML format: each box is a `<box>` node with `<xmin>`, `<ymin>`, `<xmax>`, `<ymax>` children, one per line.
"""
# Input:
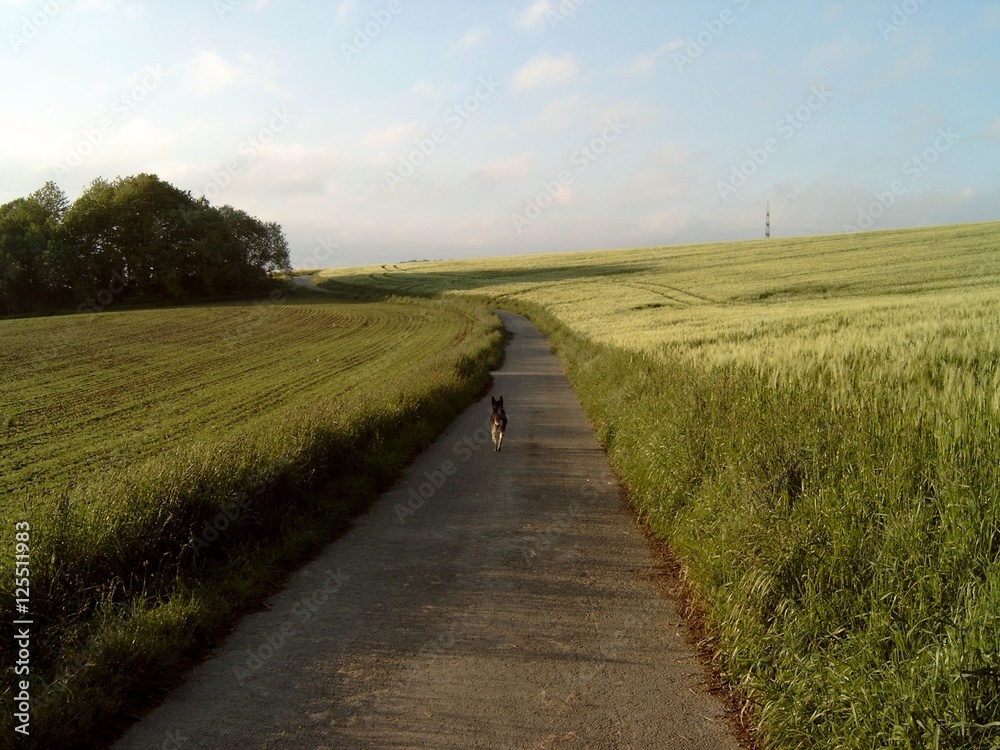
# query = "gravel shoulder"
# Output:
<box><xmin>114</xmin><ymin>310</ymin><xmax>741</xmax><ymax>750</ymax></box>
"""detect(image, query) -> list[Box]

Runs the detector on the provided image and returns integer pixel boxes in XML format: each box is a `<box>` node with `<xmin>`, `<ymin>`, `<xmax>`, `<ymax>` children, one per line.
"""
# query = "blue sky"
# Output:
<box><xmin>1</xmin><ymin>0</ymin><xmax>998</xmax><ymax>267</ymax></box>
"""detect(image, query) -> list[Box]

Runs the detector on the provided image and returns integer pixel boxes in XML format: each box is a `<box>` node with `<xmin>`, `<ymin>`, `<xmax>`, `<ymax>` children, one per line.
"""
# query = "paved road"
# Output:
<box><xmin>115</xmin><ymin>311</ymin><xmax>740</xmax><ymax>750</ymax></box>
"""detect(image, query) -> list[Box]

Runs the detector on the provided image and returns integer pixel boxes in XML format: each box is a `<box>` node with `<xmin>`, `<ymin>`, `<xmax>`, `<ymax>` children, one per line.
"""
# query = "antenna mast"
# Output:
<box><xmin>765</xmin><ymin>201</ymin><xmax>771</xmax><ymax>239</ymax></box>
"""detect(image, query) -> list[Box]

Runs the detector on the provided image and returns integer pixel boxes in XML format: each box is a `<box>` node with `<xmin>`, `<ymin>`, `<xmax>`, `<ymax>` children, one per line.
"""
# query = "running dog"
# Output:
<box><xmin>490</xmin><ymin>396</ymin><xmax>507</xmax><ymax>452</ymax></box>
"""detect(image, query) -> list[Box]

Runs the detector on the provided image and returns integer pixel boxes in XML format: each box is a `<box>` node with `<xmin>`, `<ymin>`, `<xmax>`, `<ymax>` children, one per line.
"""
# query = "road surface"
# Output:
<box><xmin>115</xmin><ymin>310</ymin><xmax>741</xmax><ymax>750</ymax></box>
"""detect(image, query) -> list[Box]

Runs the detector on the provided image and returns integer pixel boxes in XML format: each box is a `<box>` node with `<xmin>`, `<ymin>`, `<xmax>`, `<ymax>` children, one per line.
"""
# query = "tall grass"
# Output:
<box><xmin>520</xmin><ymin>302</ymin><xmax>1000</xmax><ymax>749</ymax></box>
<box><xmin>0</xmin><ymin>292</ymin><xmax>503</xmax><ymax>748</ymax></box>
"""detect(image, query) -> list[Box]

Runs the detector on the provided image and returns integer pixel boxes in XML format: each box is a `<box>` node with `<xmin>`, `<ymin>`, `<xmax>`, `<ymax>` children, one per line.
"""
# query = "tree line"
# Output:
<box><xmin>0</xmin><ymin>174</ymin><xmax>291</xmax><ymax>316</ymax></box>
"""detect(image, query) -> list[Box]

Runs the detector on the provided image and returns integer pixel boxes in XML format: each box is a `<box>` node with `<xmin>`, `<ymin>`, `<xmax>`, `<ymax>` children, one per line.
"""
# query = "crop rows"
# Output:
<box><xmin>1</xmin><ymin>300</ymin><xmax>469</xmax><ymax>505</ymax></box>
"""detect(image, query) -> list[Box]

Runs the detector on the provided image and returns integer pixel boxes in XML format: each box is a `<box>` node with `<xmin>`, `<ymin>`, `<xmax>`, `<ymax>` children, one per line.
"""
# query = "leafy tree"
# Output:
<box><xmin>59</xmin><ymin>178</ymin><xmax>121</xmax><ymax>305</ymax></box>
<box><xmin>216</xmin><ymin>205</ymin><xmax>292</xmax><ymax>289</ymax></box>
<box><xmin>30</xmin><ymin>181</ymin><xmax>69</xmax><ymax>222</ymax></box>
<box><xmin>1</xmin><ymin>173</ymin><xmax>293</xmax><ymax>314</ymax></box>
<box><xmin>0</xmin><ymin>182</ymin><xmax>69</xmax><ymax>314</ymax></box>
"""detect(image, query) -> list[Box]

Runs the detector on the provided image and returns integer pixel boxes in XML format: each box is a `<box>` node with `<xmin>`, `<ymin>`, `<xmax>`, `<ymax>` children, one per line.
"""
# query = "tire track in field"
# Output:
<box><xmin>623</xmin><ymin>280</ymin><xmax>718</xmax><ymax>307</ymax></box>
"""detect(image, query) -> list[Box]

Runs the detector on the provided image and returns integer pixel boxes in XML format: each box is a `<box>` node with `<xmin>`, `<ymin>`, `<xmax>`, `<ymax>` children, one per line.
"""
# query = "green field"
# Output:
<box><xmin>323</xmin><ymin>222</ymin><xmax>1000</xmax><ymax>750</ymax></box>
<box><xmin>0</xmin><ymin>290</ymin><xmax>502</xmax><ymax>747</ymax></box>
<box><xmin>3</xmin><ymin>295</ymin><xmax>481</xmax><ymax>500</ymax></box>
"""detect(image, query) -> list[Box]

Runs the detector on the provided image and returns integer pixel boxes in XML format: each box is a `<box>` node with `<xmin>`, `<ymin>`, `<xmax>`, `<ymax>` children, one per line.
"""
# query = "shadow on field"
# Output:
<box><xmin>325</xmin><ymin>261</ymin><xmax>658</xmax><ymax>298</ymax></box>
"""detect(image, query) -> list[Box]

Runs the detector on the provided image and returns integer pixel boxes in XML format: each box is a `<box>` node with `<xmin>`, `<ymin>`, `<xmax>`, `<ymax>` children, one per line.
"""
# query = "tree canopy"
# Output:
<box><xmin>0</xmin><ymin>174</ymin><xmax>291</xmax><ymax>315</ymax></box>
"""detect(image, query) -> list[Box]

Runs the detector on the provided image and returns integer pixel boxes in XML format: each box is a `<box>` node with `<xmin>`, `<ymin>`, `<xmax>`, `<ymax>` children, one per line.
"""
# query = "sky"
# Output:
<box><xmin>1</xmin><ymin>1</ymin><xmax>998</xmax><ymax>268</ymax></box>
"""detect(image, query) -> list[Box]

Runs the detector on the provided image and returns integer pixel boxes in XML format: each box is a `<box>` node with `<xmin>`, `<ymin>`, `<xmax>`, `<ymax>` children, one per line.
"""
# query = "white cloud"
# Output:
<box><xmin>457</xmin><ymin>25</ymin><xmax>487</xmax><ymax>49</ymax></box>
<box><xmin>182</xmin><ymin>51</ymin><xmax>283</xmax><ymax>96</ymax></box>
<box><xmin>337</xmin><ymin>0</ymin><xmax>354</xmax><ymax>24</ymax></box>
<box><xmin>517</xmin><ymin>0</ymin><xmax>551</xmax><ymax>32</ymax></box>
<box><xmin>513</xmin><ymin>54</ymin><xmax>579</xmax><ymax>91</ymax></box>
<box><xmin>624</xmin><ymin>41</ymin><xmax>684</xmax><ymax>76</ymax></box>
<box><xmin>411</xmin><ymin>80</ymin><xmax>435</xmax><ymax>97</ymax></box>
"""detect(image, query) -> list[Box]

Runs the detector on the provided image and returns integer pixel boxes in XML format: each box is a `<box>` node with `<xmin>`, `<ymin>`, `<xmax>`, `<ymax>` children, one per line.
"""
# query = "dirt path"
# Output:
<box><xmin>115</xmin><ymin>311</ymin><xmax>740</xmax><ymax>750</ymax></box>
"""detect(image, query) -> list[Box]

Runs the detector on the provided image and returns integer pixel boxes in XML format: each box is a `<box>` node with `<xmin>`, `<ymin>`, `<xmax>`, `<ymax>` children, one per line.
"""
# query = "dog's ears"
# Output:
<box><xmin>492</xmin><ymin>396</ymin><xmax>503</xmax><ymax>407</ymax></box>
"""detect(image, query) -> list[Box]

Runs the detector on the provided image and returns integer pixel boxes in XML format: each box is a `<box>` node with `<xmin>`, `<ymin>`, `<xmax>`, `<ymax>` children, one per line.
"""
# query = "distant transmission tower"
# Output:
<box><xmin>765</xmin><ymin>201</ymin><xmax>771</xmax><ymax>239</ymax></box>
